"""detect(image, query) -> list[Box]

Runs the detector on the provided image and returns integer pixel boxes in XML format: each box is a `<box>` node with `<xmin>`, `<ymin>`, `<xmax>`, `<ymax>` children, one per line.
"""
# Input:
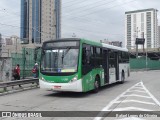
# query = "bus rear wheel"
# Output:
<box><xmin>93</xmin><ymin>77</ymin><xmax>100</xmax><ymax>93</ymax></box>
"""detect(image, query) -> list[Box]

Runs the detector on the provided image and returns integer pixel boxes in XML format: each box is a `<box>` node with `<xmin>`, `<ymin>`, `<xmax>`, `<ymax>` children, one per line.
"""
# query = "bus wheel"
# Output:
<box><xmin>93</xmin><ymin>77</ymin><xmax>100</xmax><ymax>93</ymax></box>
<box><xmin>120</xmin><ymin>71</ymin><xmax>125</xmax><ymax>84</ymax></box>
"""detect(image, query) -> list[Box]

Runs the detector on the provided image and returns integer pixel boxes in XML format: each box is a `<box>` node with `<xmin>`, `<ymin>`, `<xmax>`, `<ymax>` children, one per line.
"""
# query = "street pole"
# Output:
<box><xmin>34</xmin><ymin>0</ymin><xmax>36</xmax><ymax>45</ymax></box>
<box><xmin>16</xmin><ymin>37</ymin><xmax>17</xmax><ymax>54</ymax></box>
<box><xmin>142</xmin><ymin>32</ymin><xmax>144</xmax><ymax>53</ymax></box>
<box><xmin>22</xmin><ymin>47</ymin><xmax>26</xmax><ymax>79</ymax></box>
<box><xmin>146</xmin><ymin>46</ymin><xmax>148</xmax><ymax>70</ymax></box>
<box><xmin>0</xmin><ymin>33</ymin><xmax>2</xmax><ymax>57</ymax></box>
<box><xmin>136</xmin><ymin>43</ymin><xmax>138</xmax><ymax>58</ymax></box>
<box><xmin>136</xmin><ymin>27</ymin><xmax>139</xmax><ymax>58</ymax></box>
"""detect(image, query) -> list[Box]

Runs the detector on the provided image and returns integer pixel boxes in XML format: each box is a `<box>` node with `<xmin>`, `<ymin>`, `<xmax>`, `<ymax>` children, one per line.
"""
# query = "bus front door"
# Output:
<box><xmin>103</xmin><ymin>50</ymin><xmax>109</xmax><ymax>84</ymax></box>
<box><xmin>115</xmin><ymin>52</ymin><xmax>119</xmax><ymax>80</ymax></box>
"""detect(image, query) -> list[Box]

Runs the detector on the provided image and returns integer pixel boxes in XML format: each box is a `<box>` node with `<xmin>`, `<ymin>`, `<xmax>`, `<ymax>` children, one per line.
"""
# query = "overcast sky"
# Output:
<box><xmin>0</xmin><ymin>0</ymin><xmax>160</xmax><ymax>43</ymax></box>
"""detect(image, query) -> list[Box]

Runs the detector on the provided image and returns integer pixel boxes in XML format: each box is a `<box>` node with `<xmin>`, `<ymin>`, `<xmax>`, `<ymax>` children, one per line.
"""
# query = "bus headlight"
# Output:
<box><xmin>70</xmin><ymin>76</ymin><xmax>78</xmax><ymax>83</ymax></box>
<box><xmin>40</xmin><ymin>77</ymin><xmax>45</xmax><ymax>81</ymax></box>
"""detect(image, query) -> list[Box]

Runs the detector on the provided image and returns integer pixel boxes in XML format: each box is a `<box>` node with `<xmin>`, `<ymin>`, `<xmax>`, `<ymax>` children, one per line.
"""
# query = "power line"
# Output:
<box><xmin>62</xmin><ymin>0</ymin><xmax>87</xmax><ymax>8</ymax></box>
<box><xmin>62</xmin><ymin>1</ymin><xmax>125</xmax><ymax>28</ymax></box>
<box><xmin>0</xmin><ymin>23</ymin><xmax>53</xmax><ymax>37</ymax></box>
<box><xmin>63</xmin><ymin>24</ymin><xmax>124</xmax><ymax>37</ymax></box>
<box><xmin>62</xmin><ymin>0</ymin><xmax>135</xmax><ymax>29</ymax></box>
<box><xmin>62</xmin><ymin>0</ymin><xmax>83</xmax><ymax>5</ymax></box>
<box><xmin>0</xmin><ymin>0</ymin><xmax>132</xmax><ymax>41</ymax></box>
<box><xmin>0</xmin><ymin>5</ymin><xmax>57</xmax><ymax>40</ymax></box>
<box><xmin>64</xmin><ymin>0</ymin><xmax>136</xmax><ymax>19</ymax></box>
<box><xmin>63</xmin><ymin>13</ymin><xmax>124</xmax><ymax>28</ymax></box>
<box><xmin>63</xmin><ymin>0</ymin><xmax>117</xmax><ymax>17</ymax></box>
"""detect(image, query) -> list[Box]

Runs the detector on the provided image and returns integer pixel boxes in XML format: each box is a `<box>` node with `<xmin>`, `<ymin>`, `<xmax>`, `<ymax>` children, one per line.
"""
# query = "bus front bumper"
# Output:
<box><xmin>39</xmin><ymin>79</ymin><xmax>83</xmax><ymax>92</ymax></box>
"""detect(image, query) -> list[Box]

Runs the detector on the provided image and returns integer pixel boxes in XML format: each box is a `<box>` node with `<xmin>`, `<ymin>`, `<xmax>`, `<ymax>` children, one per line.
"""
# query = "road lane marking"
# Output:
<box><xmin>133</xmin><ymin>86</ymin><xmax>144</xmax><ymax>90</ymax></box>
<box><xmin>94</xmin><ymin>82</ymin><xmax>160</xmax><ymax>120</ymax></box>
<box><xmin>113</xmin><ymin>100</ymin><xmax>155</xmax><ymax>105</ymax></box>
<box><xmin>127</xmin><ymin>90</ymin><xmax>146</xmax><ymax>93</ymax></box>
<box><xmin>94</xmin><ymin>82</ymin><xmax>142</xmax><ymax>120</ymax></box>
<box><xmin>141</xmin><ymin>82</ymin><xmax>160</xmax><ymax>107</ymax></box>
<box><xmin>122</xmin><ymin>94</ymin><xmax>151</xmax><ymax>99</ymax></box>
<box><xmin>108</xmin><ymin>107</ymin><xmax>154</xmax><ymax>111</ymax></box>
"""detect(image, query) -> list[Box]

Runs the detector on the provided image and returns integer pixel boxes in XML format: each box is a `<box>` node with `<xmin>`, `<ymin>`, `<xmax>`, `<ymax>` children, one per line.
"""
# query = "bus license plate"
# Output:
<box><xmin>54</xmin><ymin>86</ymin><xmax>61</xmax><ymax>89</ymax></box>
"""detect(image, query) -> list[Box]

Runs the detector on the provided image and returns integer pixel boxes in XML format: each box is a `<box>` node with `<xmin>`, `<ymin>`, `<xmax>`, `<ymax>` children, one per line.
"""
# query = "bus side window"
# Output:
<box><xmin>82</xmin><ymin>45</ymin><xmax>91</xmax><ymax>65</ymax></box>
<box><xmin>90</xmin><ymin>46</ymin><xmax>94</xmax><ymax>66</ymax></box>
<box><xmin>119</xmin><ymin>52</ymin><xmax>122</xmax><ymax>63</ymax></box>
<box><xmin>82</xmin><ymin>47</ymin><xmax>86</xmax><ymax>65</ymax></box>
<box><xmin>109</xmin><ymin>50</ymin><xmax>115</xmax><ymax>68</ymax></box>
<box><xmin>82</xmin><ymin>44</ymin><xmax>92</xmax><ymax>75</ymax></box>
<box><xmin>91</xmin><ymin>46</ymin><xmax>94</xmax><ymax>56</ymax></box>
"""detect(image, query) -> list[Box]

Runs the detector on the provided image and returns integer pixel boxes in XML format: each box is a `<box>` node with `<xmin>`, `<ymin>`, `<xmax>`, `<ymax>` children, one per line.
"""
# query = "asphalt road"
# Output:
<box><xmin>0</xmin><ymin>70</ymin><xmax>160</xmax><ymax>120</ymax></box>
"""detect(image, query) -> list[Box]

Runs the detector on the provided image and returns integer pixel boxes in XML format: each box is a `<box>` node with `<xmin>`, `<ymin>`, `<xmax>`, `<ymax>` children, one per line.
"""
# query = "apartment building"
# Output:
<box><xmin>20</xmin><ymin>0</ymin><xmax>61</xmax><ymax>47</ymax></box>
<box><xmin>125</xmin><ymin>8</ymin><xmax>158</xmax><ymax>49</ymax></box>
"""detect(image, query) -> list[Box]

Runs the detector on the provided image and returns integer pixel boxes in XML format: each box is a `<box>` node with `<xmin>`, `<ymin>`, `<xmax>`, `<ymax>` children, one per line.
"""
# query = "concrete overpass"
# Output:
<box><xmin>129</xmin><ymin>48</ymin><xmax>160</xmax><ymax>60</ymax></box>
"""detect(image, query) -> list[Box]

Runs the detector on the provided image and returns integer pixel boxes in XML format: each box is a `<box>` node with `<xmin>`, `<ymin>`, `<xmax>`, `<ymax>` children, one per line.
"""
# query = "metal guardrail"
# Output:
<box><xmin>0</xmin><ymin>78</ymin><xmax>39</xmax><ymax>92</ymax></box>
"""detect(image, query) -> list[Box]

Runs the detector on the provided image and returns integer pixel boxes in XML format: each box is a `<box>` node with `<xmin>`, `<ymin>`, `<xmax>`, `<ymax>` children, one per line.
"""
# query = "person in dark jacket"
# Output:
<box><xmin>13</xmin><ymin>64</ymin><xmax>20</xmax><ymax>80</ymax></box>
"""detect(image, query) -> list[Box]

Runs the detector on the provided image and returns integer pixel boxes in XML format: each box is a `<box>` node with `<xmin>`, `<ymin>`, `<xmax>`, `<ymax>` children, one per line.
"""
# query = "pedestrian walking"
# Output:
<box><xmin>32</xmin><ymin>63</ymin><xmax>39</xmax><ymax>78</ymax></box>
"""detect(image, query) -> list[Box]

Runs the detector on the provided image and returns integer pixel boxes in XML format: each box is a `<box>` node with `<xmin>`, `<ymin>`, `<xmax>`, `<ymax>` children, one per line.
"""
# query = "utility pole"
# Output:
<box><xmin>136</xmin><ymin>27</ymin><xmax>138</xmax><ymax>58</ymax></box>
<box><xmin>142</xmin><ymin>32</ymin><xmax>145</xmax><ymax>53</ymax></box>
<box><xmin>55</xmin><ymin>0</ymin><xmax>61</xmax><ymax>39</ymax></box>
<box><xmin>34</xmin><ymin>0</ymin><xmax>36</xmax><ymax>44</ymax></box>
<box><xmin>146</xmin><ymin>46</ymin><xmax>148</xmax><ymax>70</ymax></box>
<box><xmin>0</xmin><ymin>33</ymin><xmax>2</xmax><ymax>57</ymax></box>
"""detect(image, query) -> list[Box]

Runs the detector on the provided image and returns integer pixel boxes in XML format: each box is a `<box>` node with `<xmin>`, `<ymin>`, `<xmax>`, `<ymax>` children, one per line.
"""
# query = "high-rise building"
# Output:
<box><xmin>158</xmin><ymin>26</ymin><xmax>160</xmax><ymax>48</ymax></box>
<box><xmin>125</xmin><ymin>8</ymin><xmax>158</xmax><ymax>49</ymax></box>
<box><xmin>20</xmin><ymin>0</ymin><xmax>61</xmax><ymax>46</ymax></box>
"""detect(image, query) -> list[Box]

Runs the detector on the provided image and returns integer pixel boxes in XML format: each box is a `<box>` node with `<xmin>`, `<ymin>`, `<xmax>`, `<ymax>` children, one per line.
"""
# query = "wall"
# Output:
<box><xmin>130</xmin><ymin>57</ymin><xmax>160</xmax><ymax>70</ymax></box>
<box><xmin>0</xmin><ymin>58</ymin><xmax>12</xmax><ymax>82</ymax></box>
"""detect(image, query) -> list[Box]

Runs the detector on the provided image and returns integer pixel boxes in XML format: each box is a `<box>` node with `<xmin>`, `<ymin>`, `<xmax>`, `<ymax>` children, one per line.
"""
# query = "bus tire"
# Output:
<box><xmin>120</xmin><ymin>71</ymin><xmax>125</xmax><ymax>84</ymax></box>
<box><xmin>93</xmin><ymin>76</ymin><xmax>100</xmax><ymax>93</ymax></box>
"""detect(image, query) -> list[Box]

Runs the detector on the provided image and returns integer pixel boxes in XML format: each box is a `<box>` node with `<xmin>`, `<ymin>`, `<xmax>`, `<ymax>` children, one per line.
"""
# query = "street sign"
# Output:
<box><xmin>135</xmin><ymin>38</ymin><xmax>145</xmax><ymax>45</ymax></box>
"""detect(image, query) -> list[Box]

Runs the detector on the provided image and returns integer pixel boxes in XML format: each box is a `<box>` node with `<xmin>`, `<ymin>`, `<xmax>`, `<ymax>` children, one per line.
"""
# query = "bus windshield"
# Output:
<box><xmin>41</xmin><ymin>47</ymin><xmax>79</xmax><ymax>73</ymax></box>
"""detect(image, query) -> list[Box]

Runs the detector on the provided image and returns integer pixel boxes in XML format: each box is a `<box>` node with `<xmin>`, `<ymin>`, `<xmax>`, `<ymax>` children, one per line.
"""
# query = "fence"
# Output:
<box><xmin>130</xmin><ymin>57</ymin><xmax>160</xmax><ymax>70</ymax></box>
<box><xmin>11</xmin><ymin>47</ymin><xmax>41</xmax><ymax>79</ymax></box>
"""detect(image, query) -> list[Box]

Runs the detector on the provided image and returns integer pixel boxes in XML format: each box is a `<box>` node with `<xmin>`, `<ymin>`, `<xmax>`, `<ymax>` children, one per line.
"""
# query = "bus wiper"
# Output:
<box><xmin>61</xmin><ymin>47</ymin><xmax>71</xmax><ymax>64</ymax></box>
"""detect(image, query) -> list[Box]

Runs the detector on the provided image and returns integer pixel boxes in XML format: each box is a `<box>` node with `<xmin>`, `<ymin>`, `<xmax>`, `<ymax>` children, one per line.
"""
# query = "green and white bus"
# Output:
<box><xmin>39</xmin><ymin>38</ymin><xmax>130</xmax><ymax>92</ymax></box>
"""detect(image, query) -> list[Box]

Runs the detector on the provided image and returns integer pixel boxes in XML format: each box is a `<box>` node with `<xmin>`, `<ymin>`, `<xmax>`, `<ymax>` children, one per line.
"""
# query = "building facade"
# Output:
<box><xmin>20</xmin><ymin>0</ymin><xmax>61</xmax><ymax>47</ymax></box>
<box><xmin>125</xmin><ymin>8</ymin><xmax>158</xmax><ymax>49</ymax></box>
<box><xmin>100</xmin><ymin>39</ymin><xmax>123</xmax><ymax>47</ymax></box>
<box><xmin>158</xmin><ymin>26</ymin><xmax>160</xmax><ymax>48</ymax></box>
<box><xmin>0</xmin><ymin>36</ymin><xmax>22</xmax><ymax>57</ymax></box>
